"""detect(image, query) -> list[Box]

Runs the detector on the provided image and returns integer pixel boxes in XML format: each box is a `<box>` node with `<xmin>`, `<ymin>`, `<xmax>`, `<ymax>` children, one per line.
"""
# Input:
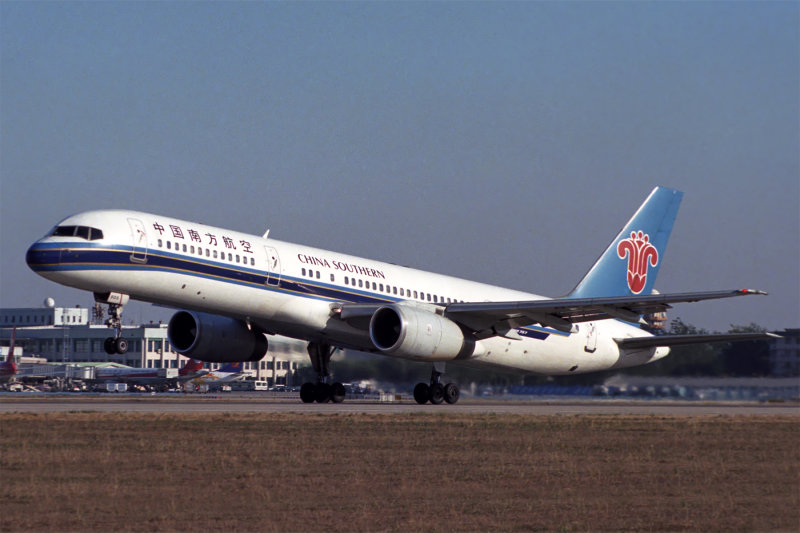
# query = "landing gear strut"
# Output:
<box><xmin>414</xmin><ymin>363</ymin><xmax>459</xmax><ymax>405</ymax></box>
<box><xmin>300</xmin><ymin>342</ymin><xmax>346</xmax><ymax>404</ymax></box>
<box><xmin>95</xmin><ymin>293</ymin><xmax>130</xmax><ymax>355</ymax></box>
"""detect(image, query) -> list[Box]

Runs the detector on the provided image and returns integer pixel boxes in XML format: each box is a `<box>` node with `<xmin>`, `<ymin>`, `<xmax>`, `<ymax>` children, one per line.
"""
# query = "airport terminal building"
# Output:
<box><xmin>1</xmin><ymin>304</ymin><xmax>305</xmax><ymax>386</ymax></box>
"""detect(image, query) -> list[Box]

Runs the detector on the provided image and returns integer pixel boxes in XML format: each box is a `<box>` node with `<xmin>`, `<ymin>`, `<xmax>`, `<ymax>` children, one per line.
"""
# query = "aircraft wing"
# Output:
<box><xmin>614</xmin><ymin>332</ymin><xmax>780</xmax><ymax>350</ymax></box>
<box><xmin>442</xmin><ymin>289</ymin><xmax>767</xmax><ymax>338</ymax></box>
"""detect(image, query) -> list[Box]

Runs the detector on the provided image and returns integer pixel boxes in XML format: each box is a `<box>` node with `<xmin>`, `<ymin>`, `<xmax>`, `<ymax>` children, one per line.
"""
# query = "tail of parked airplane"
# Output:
<box><xmin>179</xmin><ymin>358</ymin><xmax>204</xmax><ymax>376</ymax></box>
<box><xmin>568</xmin><ymin>186</ymin><xmax>683</xmax><ymax>299</ymax></box>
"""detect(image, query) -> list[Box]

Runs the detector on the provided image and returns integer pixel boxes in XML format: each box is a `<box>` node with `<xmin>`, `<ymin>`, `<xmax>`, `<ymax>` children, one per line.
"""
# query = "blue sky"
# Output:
<box><xmin>2</xmin><ymin>1</ymin><xmax>798</xmax><ymax>331</ymax></box>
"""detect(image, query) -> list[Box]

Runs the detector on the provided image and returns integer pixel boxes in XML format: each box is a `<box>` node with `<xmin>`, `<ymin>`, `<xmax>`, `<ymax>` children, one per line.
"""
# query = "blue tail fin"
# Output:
<box><xmin>568</xmin><ymin>187</ymin><xmax>683</xmax><ymax>299</ymax></box>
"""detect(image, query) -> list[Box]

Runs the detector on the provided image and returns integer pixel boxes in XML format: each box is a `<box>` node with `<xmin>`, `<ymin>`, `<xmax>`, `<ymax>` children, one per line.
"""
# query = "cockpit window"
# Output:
<box><xmin>51</xmin><ymin>225</ymin><xmax>104</xmax><ymax>241</ymax></box>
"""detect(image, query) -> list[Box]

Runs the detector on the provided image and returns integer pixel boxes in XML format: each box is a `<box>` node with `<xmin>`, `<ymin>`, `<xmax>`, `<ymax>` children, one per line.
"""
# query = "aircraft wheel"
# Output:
<box><xmin>429</xmin><ymin>383</ymin><xmax>445</xmax><ymax>405</ymax></box>
<box><xmin>114</xmin><ymin>337</ymin><xmax>128</xmax><ymax>354</ymax></box>
<box><xmin>444</xmin><ymin>383</ymin><xmax>460</xmax><ymax>404</ymax></box>
<box><xmin>331</xmin><ymin>382</ymin><xmax>346</xmax><ymax>403</ymax></box>
<box><xmin>413</xmin><ymin>383</ymin><xmax>429</xmax><ymax>404</ymax></box>
<box><xmin>315</xmin><ymin>382</ymin><xmax>332</xmax><ymax>403</ymax></box>
<box><xmin>104</xmin><ymin>337</ymin><xmax>116</xmax><ymax>355</ymax></box>
<box><xmin>300</xmin><ymin>382</ymin><xmax>316</xmax><ymax>403</ymax></box>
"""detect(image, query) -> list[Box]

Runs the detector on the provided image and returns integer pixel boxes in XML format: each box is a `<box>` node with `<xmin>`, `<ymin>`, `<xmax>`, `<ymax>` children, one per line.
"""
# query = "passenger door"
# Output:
<box><xmin>128</xmin><ymin>218</ymin><xmax>148</xmax><ymax>263</ymax></box>
<box><xmin>264</xmin><ymin>246</ymin><xmax>281</xmax><ymax>286</ymax></box>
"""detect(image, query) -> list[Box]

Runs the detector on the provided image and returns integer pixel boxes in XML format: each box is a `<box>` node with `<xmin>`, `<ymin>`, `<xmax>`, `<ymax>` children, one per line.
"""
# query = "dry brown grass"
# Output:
<box><xmin>1</xmin><ymin>412</ymin><xmax>797</xmax><ymax>532</ymax></box>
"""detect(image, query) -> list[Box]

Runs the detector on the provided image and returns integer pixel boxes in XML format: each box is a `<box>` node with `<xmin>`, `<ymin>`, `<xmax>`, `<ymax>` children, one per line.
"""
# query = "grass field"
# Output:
<box><xmin>1</xmin><ymin>412</ymin><xmax>798</xmax><ymax>532</ymax></box>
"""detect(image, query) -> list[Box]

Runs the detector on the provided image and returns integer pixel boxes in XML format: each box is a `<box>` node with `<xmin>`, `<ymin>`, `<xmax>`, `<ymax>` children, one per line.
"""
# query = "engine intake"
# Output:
<box><xmin>167</xmin><ymin>310</ymin><xmax>267</xmax><ymax>363</ymax></box>
<box><xmin>369</xmin><ymin>304</ymin><xmax>474</xmax><ymax>361</ymax></box>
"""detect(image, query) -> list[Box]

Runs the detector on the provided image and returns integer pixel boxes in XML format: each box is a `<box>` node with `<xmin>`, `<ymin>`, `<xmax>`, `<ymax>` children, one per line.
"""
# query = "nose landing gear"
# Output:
<box><xmin>95</xmin><ymin>293</ymin><xmax>130</xmax><ymax>355</ymax></box>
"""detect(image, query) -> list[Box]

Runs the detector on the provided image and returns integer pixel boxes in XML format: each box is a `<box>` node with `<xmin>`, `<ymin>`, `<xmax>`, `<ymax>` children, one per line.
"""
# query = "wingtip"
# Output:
<box><xmin>738</xmin><ymin>289</ymin><xmax>768</xmax><ymax>296</ymax></box>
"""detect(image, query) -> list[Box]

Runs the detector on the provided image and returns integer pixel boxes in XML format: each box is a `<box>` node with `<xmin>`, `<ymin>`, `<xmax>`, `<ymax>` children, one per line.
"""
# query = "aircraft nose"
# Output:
<box><xmin>26</xmin><ymin>241</ymin><xmax>59</xmax><ymax>272</ymax></box>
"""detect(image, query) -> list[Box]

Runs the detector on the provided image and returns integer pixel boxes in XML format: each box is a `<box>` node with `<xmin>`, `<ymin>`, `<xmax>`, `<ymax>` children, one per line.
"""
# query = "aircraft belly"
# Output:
<box><xmin>473</xmin><ymin>332</ymin><xmax>622</xmax><ymax>375</ymax></box>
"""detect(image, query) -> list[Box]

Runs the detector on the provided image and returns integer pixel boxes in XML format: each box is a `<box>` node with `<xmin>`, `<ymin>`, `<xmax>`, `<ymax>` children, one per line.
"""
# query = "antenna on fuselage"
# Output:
<box><xmin>262</xmin><ymin>229</ymin><xmax>270</xmax><ymax>239</ymax></box>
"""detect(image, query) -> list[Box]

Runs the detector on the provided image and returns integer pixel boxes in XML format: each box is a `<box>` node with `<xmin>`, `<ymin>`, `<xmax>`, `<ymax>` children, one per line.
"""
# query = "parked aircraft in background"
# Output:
<box><xmin>0</xmin><ymin>327</ymin><xmax>18</xmax><ymax>385</ymax></box>
<box><xmin>178</xmin><ymin>358</ymin><xmax>205</xmax><ymax>382</ymax></box>
<box><xmin>93</xmin><ymin>365</ymin><xmax>177</xmax><ymax>390</ymax></box>
<box><xmin>185</xmin><ymin>361</ymin><xmax>246</xmax><ymax>391</ymax></box>
<box><xmin>26</xmin><ymin>187</ymin><xmax>773</xmax><ymax>405</ymax></box>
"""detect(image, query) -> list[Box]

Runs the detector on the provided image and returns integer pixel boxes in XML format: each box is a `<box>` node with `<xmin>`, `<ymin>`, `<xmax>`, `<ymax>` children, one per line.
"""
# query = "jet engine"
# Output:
<box><xmin>167</xmin><ymin>310</ymin><xmax>267</xmax><ymax>363</ymax></box>
<box><xmin>369</xmin><ymin>304</ymin><xmax>475</xmax><ymax>361</ymax></box>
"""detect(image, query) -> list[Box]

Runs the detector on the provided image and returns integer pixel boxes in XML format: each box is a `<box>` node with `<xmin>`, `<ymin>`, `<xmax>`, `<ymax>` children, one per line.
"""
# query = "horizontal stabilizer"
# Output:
<box><xmin>615</xmin><ymin>332</ymin><xmax>780</xmax><ymax>350</ymax></box>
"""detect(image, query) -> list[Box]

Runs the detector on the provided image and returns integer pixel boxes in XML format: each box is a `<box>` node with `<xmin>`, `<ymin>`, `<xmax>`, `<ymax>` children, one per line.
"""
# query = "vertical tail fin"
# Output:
<box><xmin>179</xmin><ymin>358</ymin><xmax>204</xmax><ymax>376</ymax></box>
<box><xmin>568</xmin><ymin>187</ymin><xmax>683</xmax><ymax>299</ymax></box>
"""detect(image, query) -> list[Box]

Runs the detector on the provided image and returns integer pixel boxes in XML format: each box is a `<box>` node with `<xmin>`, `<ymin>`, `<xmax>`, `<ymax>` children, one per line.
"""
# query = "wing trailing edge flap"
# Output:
<box><xmin>615</xmin><ymin>332</ymin><xmax>780</xmax><ymax>350</ymax></box>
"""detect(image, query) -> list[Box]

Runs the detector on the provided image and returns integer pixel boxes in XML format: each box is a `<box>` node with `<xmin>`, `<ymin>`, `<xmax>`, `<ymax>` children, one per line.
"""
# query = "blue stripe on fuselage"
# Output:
<box><xmin>26</xmin><ymin>241</ymin><xmax>557</xmax><ymax>339</ymax></box>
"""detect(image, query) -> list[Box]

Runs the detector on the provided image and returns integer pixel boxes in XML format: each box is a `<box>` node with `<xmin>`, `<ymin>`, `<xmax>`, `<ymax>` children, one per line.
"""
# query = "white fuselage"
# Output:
<box><xmin>26</xmin><ymin>210</ymin><xmax>667</xmax><ymax>375</ymax></box>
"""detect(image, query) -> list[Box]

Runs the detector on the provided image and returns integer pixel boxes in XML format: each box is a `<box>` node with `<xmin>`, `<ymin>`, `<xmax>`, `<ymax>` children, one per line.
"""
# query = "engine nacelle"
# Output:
<box><xmin>369</xmin><ymin>304</ymin><xmax>475</xmax><ymax>361</ymax></box>
<box><xmin>167</xmin><ymin>311</ymin><xmax>267</xmax><ymax>363</ymax></box>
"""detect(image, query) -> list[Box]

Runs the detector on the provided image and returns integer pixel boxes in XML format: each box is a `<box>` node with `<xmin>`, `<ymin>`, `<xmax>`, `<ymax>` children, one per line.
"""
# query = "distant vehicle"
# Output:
<box><xmin>230</xmin><ymin>380</ymin><xmax>269</xmax><ymax>391</ymax></box>
<box><xmin>26</xmin><ymin>187</ymin><xmax>775</xmax><ymax>406</ymax></box>
<box><xmin>0</xmin><ymin>328</ymin><xmax>18</xmax><ymax>386</ymax></box>
<box><xmin>95</xmin><ymin>382</ymin><xmax>128</xmax><ymax>393</ymax></box>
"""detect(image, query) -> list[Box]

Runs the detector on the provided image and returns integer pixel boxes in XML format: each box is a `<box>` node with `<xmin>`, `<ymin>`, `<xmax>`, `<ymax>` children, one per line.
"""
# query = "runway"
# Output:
<box><xmin>1</xmin><ymin>395</ymin><xmax>798</xmax><ymax>416</ymax></box>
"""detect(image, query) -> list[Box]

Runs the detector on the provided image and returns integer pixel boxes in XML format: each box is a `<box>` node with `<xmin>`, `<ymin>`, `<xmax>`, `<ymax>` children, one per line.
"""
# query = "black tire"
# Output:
<box><xmin>331</xmin><ymin>382</ymin><xmax>346</xmax><ymax>403</ymax></box>
<box><xmin>429</xmin><ymin>383</ymin><xmax>445</xmax><ymax>405</ymax></box>
<box><xmin>315</xmin><ymin>382</ymin><xmax>332</xmax><ymax>403</ymax></box>
<box><xmin>114</xmin><ymin>337</ymin><xmax>128</xmax><ymax>354</ymax></box>
<box><xmin>104</xmin><ymin>337</ymin><xmax>116</xmax><ymax>355</ymax></box>
<box><xmin>300</xmin><ymin>382</ymin><xmax>316</xmax><ymax>403</ymax></box>
<box><xmin>444</xmin><ymin>383</ymin><xmax>460</xmax><ymax>404</ymax></box>
<box><xmin>413</xmin><ymin>383</ymin><xmax>429</xmax><ymax>405</ymax></box>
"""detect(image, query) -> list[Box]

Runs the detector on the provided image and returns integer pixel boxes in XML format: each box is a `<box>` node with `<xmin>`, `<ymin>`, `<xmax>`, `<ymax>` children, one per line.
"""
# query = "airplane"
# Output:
<box><xmin>93</xmin><ymin>364</ymin><xmax>178</xmax><ymax>390</ymax></box>
<box><xmin>0</xmin><ymin>327</ymin><xmax>19</xmax><ymax>385</ymax></box>
<box><xmin>25</xmin><ymin>186</ymin><xmax>774</xmax><ymax>405</ymax></box>
<box><xmin>178</xmin><ymin>358</ymin><xmax>206</xmax><ymax>382</ymax></box>
<box><xmin>186</xmin><ymin>361</ymin><xmax>247</xmax><ymax>391</ymax></box>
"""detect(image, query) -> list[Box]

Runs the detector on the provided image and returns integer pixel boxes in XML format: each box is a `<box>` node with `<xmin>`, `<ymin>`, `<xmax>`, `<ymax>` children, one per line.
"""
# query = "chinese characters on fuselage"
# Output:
<box><xmin>151</xmin><ymin>222</ymin><xmax>253</xmax><ymax>253</ymax></box>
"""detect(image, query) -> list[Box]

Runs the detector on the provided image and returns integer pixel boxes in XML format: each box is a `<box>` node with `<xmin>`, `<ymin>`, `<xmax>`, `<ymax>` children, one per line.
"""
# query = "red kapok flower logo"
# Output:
<box><xmin>617</xmin><ymin>231</ymin><xmax>659</xmax><ymax>294</ymax></box>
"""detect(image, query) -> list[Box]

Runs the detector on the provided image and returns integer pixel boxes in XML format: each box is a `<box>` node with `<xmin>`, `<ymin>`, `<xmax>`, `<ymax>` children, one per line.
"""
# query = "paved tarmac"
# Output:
<box><xmin>1</xmin><ymin>394</ymin><xmax>798</xmax><ymax>416</ymax></box>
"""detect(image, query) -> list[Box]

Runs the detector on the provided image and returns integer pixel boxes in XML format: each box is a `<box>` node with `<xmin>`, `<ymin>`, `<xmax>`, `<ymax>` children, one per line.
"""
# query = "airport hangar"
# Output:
<box><xmin>0</xmin><ymin>302</ymin><xmax>305</xmax><ymax>386</ymax></box>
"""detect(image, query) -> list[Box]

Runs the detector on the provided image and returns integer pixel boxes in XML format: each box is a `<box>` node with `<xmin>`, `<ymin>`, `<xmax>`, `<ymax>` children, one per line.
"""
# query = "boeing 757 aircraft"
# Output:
<box><xmin>26</xmin><ymin>187</ymin><xmax>772</xmax><ymax>404</ymax></box>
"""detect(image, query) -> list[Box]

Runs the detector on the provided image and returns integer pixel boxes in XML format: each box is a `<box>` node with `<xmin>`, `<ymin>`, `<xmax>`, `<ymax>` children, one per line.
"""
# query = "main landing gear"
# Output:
<box><xmin>300</xmin><ymin>342</ymin><xmax>346</xmax><ymax>404</ymax></box>
<box><xmin>413</xmin><ymin>363</ymin><xmax>459</xmax><ymax>405</ymax></box>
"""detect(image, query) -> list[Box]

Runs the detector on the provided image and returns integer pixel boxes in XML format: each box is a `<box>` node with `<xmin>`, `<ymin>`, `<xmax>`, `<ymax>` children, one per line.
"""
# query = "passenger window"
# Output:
<box><xmin>344</xmin><ymin>277</ymin><xmax>349</xmax><ymax>285</ymax></box>
<box><xmin>358</xmin><ymin>279</ymin><xmax>363</xmax><ymax>288</ymax></box>
<box><xmin>167</xmin><ymin>242</ymin><xmax>171</xmax><ymax>249</ymax></box>
<box><xmin>330</xmin><ymin>274</ymin><xmax>335</xmax><ymax>282</ymax></box>
<box><xmin>213</xmin><ymin>250</ymin><xmax>217</xmax><ymax>258</ymax></box>
<box><xmin>251</xmin><ymin>258</ymin><xmax>255</xmax><ymax>266</ymax></box>
<box><xmin>379</xmin><ymin>284</ymin><xmax>384</xmax><ymax>291</ymax></box>
<box><xmin>158</xmin><ymin>239</ymin><xmax>163</xmax><ymax>247</ymax></box>
<box><xmin>316</xmin><ymin>271</ymin><xmax>320</xmax><ymax>279</ymax></box>
<box><xmin>414</xmin><ymin>291</ymin><xmax>418</xmax><ymax>299</ymax></box>
<box><xmin>236</xmin><ymin>255</ymin><xmax>240</xmax><ymax>263</ymax></box>
<box><xmin>433</xmin><ymin>295</ymin><xmax>438</xmax><ymax>303</ymax></box>
<box><xmin>427</xmin><ymin>294</ymin><xmax>431</xmax><ymax>302</ymax></box>
<box><xmin>182</xmin><ymin>244</ymin><xmax>186</xmax><ymax>252</ymax></box>
<box><xmin>228</xmin><ymin>253</ymin><xmax>232</xmax><ymax>261</ymax></box>
<box><xmin>190</xmin><ymin>246</ymin><xmax>195</xmax><ymax>254</ymax></box>
<box><xmin>206</xmin><ymin>249</ymin><xmax>210</xmax><ymax>257</ymax></box>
